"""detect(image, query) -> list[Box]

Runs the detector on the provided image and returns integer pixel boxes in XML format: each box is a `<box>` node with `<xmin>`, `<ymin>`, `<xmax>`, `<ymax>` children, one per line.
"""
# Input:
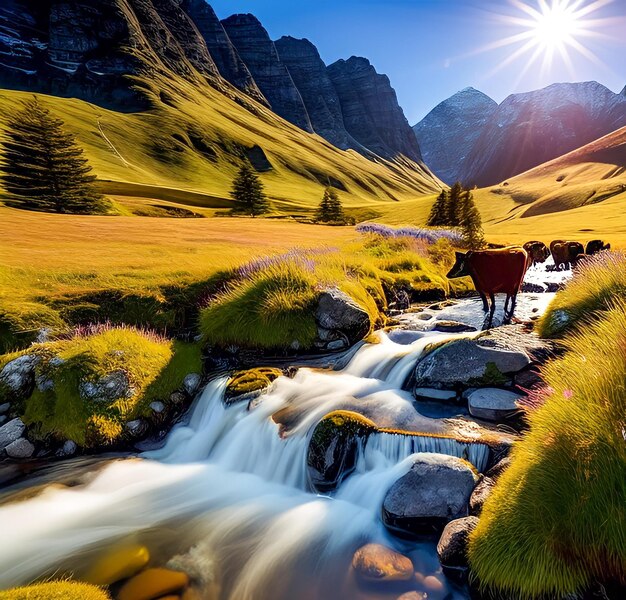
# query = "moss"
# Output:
<box><xmin>469</xmin><ymin>362</ymin><xmax>508</xmax><ymax>386</ymax></box>
<box><xmin>225</xmin><ymin>367</ymin><xmax>282</xmax><ymax>402</ymax></box>
<box><xmin>0</xmin><ymin>581</ymin><xmax>111</xmax><ymax>600</ymax></box>
<box><xmin>469</xmin><ymin>302</ymin><xmax>626</xmax><ymax>598</ymax></box>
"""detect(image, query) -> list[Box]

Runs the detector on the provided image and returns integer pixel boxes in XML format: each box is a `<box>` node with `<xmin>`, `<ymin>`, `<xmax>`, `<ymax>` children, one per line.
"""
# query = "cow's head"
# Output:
<box><xmin>446</xmin><ymin>252</ymin><xmax>470</xmax><ymax>279</ymax></box>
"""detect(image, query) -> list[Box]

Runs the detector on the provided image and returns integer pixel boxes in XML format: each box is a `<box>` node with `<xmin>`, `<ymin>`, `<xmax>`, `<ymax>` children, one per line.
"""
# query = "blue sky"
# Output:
<box><xmin>209</xmin><ymin>0</ymin><xmax>626</xmax><ymax>123</ymax></box>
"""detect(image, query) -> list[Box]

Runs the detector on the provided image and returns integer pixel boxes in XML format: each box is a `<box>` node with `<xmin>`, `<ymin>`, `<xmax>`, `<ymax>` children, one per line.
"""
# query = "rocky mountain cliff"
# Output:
<box><xmin>413</xmin><ymin>88</ymin><xmax>497</xmax><ymax>185</ymax></box>
<box><xmin>459</xmin><ymin>81</ymin><xmax>626</xmax><ymax>186</ymax></box>
<box><xmin>0</xmin><ymin>1</ymin><xmax>424</xmax><ymax>166</ymax></box>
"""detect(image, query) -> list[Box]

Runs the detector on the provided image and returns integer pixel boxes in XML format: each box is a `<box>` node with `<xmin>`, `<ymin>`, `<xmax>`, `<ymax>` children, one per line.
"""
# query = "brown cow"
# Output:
<box><xmin>585</xmin><ymin>239</ymin><xmax>611</xmax><ymax>255</ymax></box>
<box><xmin>447</xmin><ymin>246</ymin><xmax>528</xmax><ymax>327</ymax></box>
<box><xmin>523</xmin><ymin>241</ymin><xmax>550</xmax><ymax>267</ymax></box>
<box><xmin>550</xmin><ymin>240</ymin><xmax>584</xmax><ymax>271</ymax></box>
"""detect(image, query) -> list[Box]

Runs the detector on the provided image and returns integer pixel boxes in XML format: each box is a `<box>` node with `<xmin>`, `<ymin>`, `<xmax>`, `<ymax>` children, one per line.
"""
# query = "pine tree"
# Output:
<box><xmin>316</xmin><ymin>186</ymin><xmax>344</xmax><ymax>223</ymax></box>
<box><xmin>0</xmin><ymin>98</ymin><xmax>106</xmax><ymax>214</ymax></box>
<box><xmin>230</xmin><ymin>160</ymin><xmax>270</xmax><ymax>217</ymax></box>
<box><xmin>447</xmin><ymin>181</ymin><xmax>464</xmax><ymax>226</ymax></box>
<box><xmin>427</xmin><ymin>189</ymin><xmax>449</xmax><ymax>226</ymax></box>
<box><xmin>458</xmin><ymin>188</ymin><xmax>485</xmax><ymax>249</ymax></box>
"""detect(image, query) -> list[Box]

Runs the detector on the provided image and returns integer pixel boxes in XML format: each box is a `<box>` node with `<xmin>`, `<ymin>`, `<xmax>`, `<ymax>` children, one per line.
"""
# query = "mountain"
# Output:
<box><xmin>413</xmin><ymin>88</ymin><xmax>497</xmax><ymax>185</ymax></box>
<box><xmin>327</xmin><ymin>57</ymin><xmax>422</xmax><ymax>162</ymax></box>
<box><xmin>460</xmin><ymin>81</ymin><xmax>626</xmax><ymax>187</ymax></box>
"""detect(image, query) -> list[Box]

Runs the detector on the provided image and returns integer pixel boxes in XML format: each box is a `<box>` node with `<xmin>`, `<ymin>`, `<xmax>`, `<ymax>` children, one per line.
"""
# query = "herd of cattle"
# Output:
<box><xmin>446</xmin><ymin>238</ymin><xmax>611</xmax><ymax>326</ymax></box>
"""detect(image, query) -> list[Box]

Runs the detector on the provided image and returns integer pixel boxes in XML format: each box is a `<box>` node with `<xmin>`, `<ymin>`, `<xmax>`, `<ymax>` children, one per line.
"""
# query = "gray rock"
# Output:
<box><xmin>79</xmin><ymin>370</ymin><xmax>132</xmax><ymax>402</ymax></box>
<box><xmin>326</xmin><ymin>339</ymin><xmax>347</xmax><ymax>351</ymax></box>
<box><xmin>57</xmin><ymin>440</ymin><xmax>78</xmax><ymax>457</ymax></box>
<box><xmin>5</xmin><ymin>437</ymin><xmax>35</xmax><ymax>459</ymax></box>
<box><xmin>470</xmin><ymin>476</ymin><xmax>495</xmax><ymax>515</ymax></box>
<box><xmin>150</xmin><ymin>401</ymin><xmax>166</xmax><ymax>414</ymax></box>
<box><xmin>183</xmin><ymin>373</ymin><xmax>202</xmax><ymax>397</ymax></box>
<box><xmin>387</xmin><ymin>330</ymin><xmax>424</xmax><ymax>345</ymax></box>
<box><xmin>382</xmin><ymin>453</ymin><xmax>478</xmax><ymax>536</ymax></box>
<box><xmin>0</xmin><ymin>402</ymin><xmax>10</xmax><ymax>414</ymax></box>
<box><xmin>125</xmin><ymin>419</ymin><xmax>148</xmax><ymax>438</ymax></box>
<box><xmin>414</xmin><ymin>337</ymin><xmax>531</xmax><ymax>389</ymax></box>
<box><xmin>437</xmin><ymin>516</ymin><xmax>479</xmax><ymax>569</ymax></box>
<box><xmin>0</xmin><ymin>416</ymin><xmax>6</xmax><ymax>425</ymax></box>
<box><xmin>315</xmin><ymin>288</ymin><xmax>370</xmax><ymax>344</ymax></box>
<box><xmin>35</xmin><ymin>373</ymin><xmax>54</xmax><ymax>393</ymax></box>
<box><xmin>414</xmin><ymin>387</ymin><xmax>457</xmax><ymax>402</ymax></box>
<box><xmin>432</xmin><ymin>320</ymin><xmax>477</xmax><ymax>333</ymax></box>
<box><xmin>467</xmin><ymin>388</ymin><xmax>523</xmax><ymax>422</ymax></box>
<box><xmin>0</xmin><ymin>354</ymin><xmax>39</xmax><ymax>398</ymax></box>
<box><xmin>0</xmin><ymin>418</ymin><xmax>26</xmax><ymax>450</ymax></box>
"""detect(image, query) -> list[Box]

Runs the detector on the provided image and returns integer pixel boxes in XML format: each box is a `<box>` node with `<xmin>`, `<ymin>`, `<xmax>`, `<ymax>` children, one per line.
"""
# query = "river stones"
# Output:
<box><xmin>414</xmin><ymin>337</ymin><xmax>531</xmax><ymax>389</ymax></box>
<box><xmin>0</xmin><ymin>418</ymin><xmax>26</xmax><ymax>451</ymax></box>
<box><xmin>183</xmin><ymin>373</ymin><xmax>202</xmax><ymax>397</ymax></box>
<box><xmin>352</xmin><ymin>543</ymin><xmax>414</xmax><ymax>583</ymax></box>
<box><xmin>315</xmin><ymin>287</ymin><xmax>371</xmax><ymax>344</ymax></box>
<box><xmin>307</xmin><ymin>410</ymin><xmax>377</xmax><ymax>492</ymax></box>
<box><xmin>432</xmin><ymin>320</ymin><xmax>477</xmax><ymax>333</ymax></box>
<box><xmin>382</xmin><ymin>453</ymin><xmax>478</xmax><ymax>536</ymax></box>
<box><xmin>437</xmin><ymin>516</ymin><xmax>479</xmax><ymax>571</ymax></box>
<box><xmin>117</xmin><ymin>567</ymin><xmax>189</xmax><ymax>600</ymax></box>
<box><xmin>469</xmin><ymin>476</ymin><xmax>495</xmax><ymax>516</ymax></box>
<box><xmin>5</xmin><ymin>437</ymin><xmax>34</xmax><ymax>459</ymax></box>
<box><xmin>85</xmin><ymin>544</ymin><xmax>150</xmax><ymax>585</ymax></box>
<box><xmin>224</xmin><ymin>367</ymin><xmax>282</xmax><ymax>405</ymax></box>
<box><xmin>466</xmin><ymin>388</ymin><xmax>523</xmax><ymax>422</ymax></box>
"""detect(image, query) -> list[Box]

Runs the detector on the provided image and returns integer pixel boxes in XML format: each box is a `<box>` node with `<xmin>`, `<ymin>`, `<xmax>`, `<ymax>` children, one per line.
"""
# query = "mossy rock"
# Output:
<box><xmin>224</xmin><ymin>367</ymin><xmax>282</xmax><ymax>405</ymax></box>
<box><xmin>0</xmin><ymin>581</ymin><xmax>111</xmax><ymax>600</ymax></box>
<box><xmin>307</xmin><ymin>410</ymin><xmax>377</xmax><ymax>493</ymax></box>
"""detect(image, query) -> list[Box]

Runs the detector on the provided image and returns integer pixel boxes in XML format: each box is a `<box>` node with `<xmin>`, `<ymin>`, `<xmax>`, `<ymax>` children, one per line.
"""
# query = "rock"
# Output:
<box><xmin>485</xmin><ymin>457</ymin><xmax>512</xmax><ymax>481</ymax></box>
<box><xmin>514</xmin><ymin>368</ymin><xmax>544</xmax><ymax>390</ymax></box>
<box><xmin>183</xmin><ymin>373</ymin><xmax>202</xmax><ymax>397</ymax></box>
<box><xmin>521</xmin><ymin>282</ymin><xmax>546</xmax><ymax>293</ymax></box>
<box><xmin>117</xmin><ymin>568</ymin><xmax>189</xmax><ymax>600</ymax></box>
<box><xmin>307</xmin><ymin>411</ymin><xmax>377</xmax><ymax>492</ymax></box>
<box><xmin>397</xmin><ymin>593</ymin><xmax>428</xmax><ymax>600</ymax></box>
<box><xmin>414</xmin><ymin>337</ymin><xmax>531</xmax><ymax>389</ymax></box>
<box><xmin>0</xmin><ymin>416</ymin><xmax>6</xmax><ymax>426</ymax></box>
<box><xmin>0</xmin><ymin>418</ymin><xmax>26</xmax><ymax>451</ymax></box>
<box><xmin>432</xmin><ymin>321</ymin><xmax>477</xmax><ymax>333</ymax></box>
<box><xmin>225</xmin><ymin>368</ymin><xmax>282</xmax><ymax>405</ymax></box>
<box><xmin>315</xmin><ymin>288</ymin><xmax>371</xmax><ymax>344</ymax></box>
<box><xmin>0</xmin><ymin>402</ymin><xmax>10</xmax><ymax>414</ymax></box>
<box><xmin>382</xmin><ymin>453</ymin><xmax>478</xmax><ymax>536</ymax></box>
<box><xmin>150</xmin><ymin>401</ymin><xmax>166</xmax><ymax>414</ymax></box>
<box><xmin>327</xmin><ymin>56</ymin><xmax>423</xmax><ymax>162</ymax></box>
<box><xmin>35</xmin><ymin>372</ymin><xmax>54</xmax><ymax>392</ymax></box>
<box><xmin>469</xmin><ymin>476</ymin><xmax>495</xmax><ymax>515</ymax></box>
<box><xmin>5</xmin><ymin>437</ymin><xmax>35</xmax><ymax>459</ymax></box>
<box><xmin>170</xmin><ymin>391</ymin><xmax>187</xmax><ymax>407</ymax></box>
<box><xmin>0</xmin><ymin>354</ymin><xmax>39</xmax><ymax>399</ymax></box>
<box><xmin>326</xmin><ymin>339</ymin><xmax>347</xmax><ymax>351</ymax></box>
<box><xmin>85</xmin><ymin>544</ymin><xmax>150</xmax><ymax>586</ymax></box>
<box><xmin>125</xmin><ymin>419</ymin><xmax>148</xmax><ymax>438</ymax></box>
<box><xmin>222</xmin><ymin>14</ymin><xmax>313</xmax><ymax>133</ymax></box>
<box><xmin>275</xmin><ymin>36</ymin><xmax>360</xmax><ymax>152</ymax></box>
<box><xmin>413</xmin><ymin>87</ymin><xmax>497</xmax><ymax>184</ymax></box>
<box><xmin>466</xmin><ymin>388</ymin><xmax>523</xmax><ymax>422</ymax></box>
<box><xmin>57</xmin><ymin>440</ymin><xmax>78</xmax><ymax>457</ymax></box>
<box><xmin>352</xmin><ymin>543</ymin><xmax>414</xmax><ymax>583</ymax></box>
<box><xmin>414</xmin><ymin>388</ymin><xmax>457</xmax><ymax>402</ymax></box>
<box><xmin>437</xmin><ymin>516</ymin><xmax>479</xmax><ymax>569</ymax></box>
<box><xmin>387</xmin><ymin>330</ymin><xmax>424</xmax><ymax>345</ymax></box>
<box><xmin>80</xmin><ymin>370</ymin><xmax>132</xmax><ymax>403</ymax></box>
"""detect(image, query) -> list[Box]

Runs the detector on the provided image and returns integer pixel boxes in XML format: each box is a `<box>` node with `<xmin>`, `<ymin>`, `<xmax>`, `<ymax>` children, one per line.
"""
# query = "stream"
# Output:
<box><xmin>0</xmin><ymin>268</ymin><xmax>565</xmax><ymax>600</ymax></box>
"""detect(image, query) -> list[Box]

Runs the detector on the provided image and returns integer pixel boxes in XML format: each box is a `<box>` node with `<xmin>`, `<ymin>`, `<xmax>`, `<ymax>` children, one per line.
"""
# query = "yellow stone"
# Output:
<box><xmin>117</xmin><ymin>568</ymin><xmax>189</xmax><ymax>600</ymax></box>
<box><xmin>84</xmin><ymin>544</ymin><xmax>150</xmax><ymax>586</ymax></box>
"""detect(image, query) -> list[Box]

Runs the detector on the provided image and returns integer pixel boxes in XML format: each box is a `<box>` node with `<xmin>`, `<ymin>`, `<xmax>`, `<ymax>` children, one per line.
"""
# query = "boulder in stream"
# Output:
<box><xmin>315</xmin><ymin>287</ymin><xmax>371</xmax><ymax>344</ymax></box>
<box><xmin>465</xmin><ymin>388</ymin><xmax>523</xmax><ymax>422</ymax></box>
<box><xmin>352</xmin><ymin>543</ymin><xmax>414</xmax><ymax>583</ymax></box>
<box><xmin>225</xmin><ymin>367</ymin><xmax>282</xmax><ymax>406</ymax></box>
<box><xmin>382</xmin><ymin>453</ymin><xmax>478</xmax><ymax>536</ymax></box>
<box><xmin>437</xmin><ymin>516</ymin><xmax>479</xmax><ymax>572</ymax></box>
<box><xmin>307</xmin><ymin>410</ymin><xmax>377</xmax><ymax>493</ymax></box>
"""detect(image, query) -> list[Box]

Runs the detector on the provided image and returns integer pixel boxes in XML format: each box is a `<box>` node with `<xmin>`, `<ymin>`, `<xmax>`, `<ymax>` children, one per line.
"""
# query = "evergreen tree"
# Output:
<box><xmin>316</xmin><ymin>186</ymin><xmax>344</xmax><ymax>223</ymax></box>
<box><xmin>447</xmin><ymin>181</ymin><xmax>464</xmax><ymax>226</ymax></box>
<box><xmin>230</xmin><ymin>160</ymin><xmax>270</xmax><ymax>217</ymax></box>
<box><xmin>427</xmin><ymin>189</ymin><xmax>449</xmax><ymax>226</ymax></box>
<box><xmin>0</xmin><ymin>98</ymin><xmax>106</xmax><ymax>214</ymax></box>
<box><xmin>458</xmin><ymin>188</ymin><xmax>485</xmax><ymax>249</ymax></box>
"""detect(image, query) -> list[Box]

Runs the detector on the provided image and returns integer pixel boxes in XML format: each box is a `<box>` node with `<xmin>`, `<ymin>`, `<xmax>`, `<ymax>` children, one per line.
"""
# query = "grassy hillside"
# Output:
<box><xmin>0</xmin><ymin>78</ymin><xmax>441</xmax><ymax>217</ymax></box>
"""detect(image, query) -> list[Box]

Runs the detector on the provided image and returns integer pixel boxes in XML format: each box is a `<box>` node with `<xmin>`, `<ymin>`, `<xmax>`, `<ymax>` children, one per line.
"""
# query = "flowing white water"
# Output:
<box><xmin>0</xmin><ymin>329</ymin><xmax>478</xmax><ymax>599</ymax></box>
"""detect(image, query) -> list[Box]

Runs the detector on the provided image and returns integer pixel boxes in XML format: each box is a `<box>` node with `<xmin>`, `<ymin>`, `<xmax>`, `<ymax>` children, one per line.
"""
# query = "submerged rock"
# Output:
<box><xmin>466</xmin><ymin>388</ymin><xmax>523</xmax><ymax>422</ymax></box>
<box><xmin>117</xmin><ymin>567</ymin><xmax>189</xmax><ymax>600</ymax></box>
<box><xmin>382</xmin><ymin>453</ymin><xmax>478</xmax><ymax>536</ymax></box>
<box><xmin>315</xmin><ymin>288</ymin><xmax>371</xmax><ymax>345</ymax></box>
<box><xmin>225</xmin><ymin>367</ymin><xmax>282</xmax><ymax>406</ymax></box>
<box><xmin>307</xmin><ymin>410</ymin><xmax>377</xmax><ymax>493</ymax></box>
<box><xmin>437</xmin><ymin>516</ymin><xmax>479</xmax><ymax>571</ymax></box>
<box><xmin>84</xmin><ymin>544</ymin><xmax>150</xmax><ymax>586</ymax></box>
<box><xmin>352</xmin><ymin>543</ymin><xmax>414</xmax><ymax>583</ymax></box>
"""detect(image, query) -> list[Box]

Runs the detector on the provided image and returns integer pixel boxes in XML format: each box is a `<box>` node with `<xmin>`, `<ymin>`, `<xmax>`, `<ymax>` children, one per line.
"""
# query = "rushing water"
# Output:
<box><xmin>0</xmin><ymin>329</ymin><xmax>487</xmax><ymax>599</ymax></box>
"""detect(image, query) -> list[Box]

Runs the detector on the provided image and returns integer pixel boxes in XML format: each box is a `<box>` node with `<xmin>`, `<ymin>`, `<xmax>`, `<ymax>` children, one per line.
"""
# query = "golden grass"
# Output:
<box><xmin>0</xmin><ymin>581</ymin><xmax>110</xmax><ymax>600</ymax></box>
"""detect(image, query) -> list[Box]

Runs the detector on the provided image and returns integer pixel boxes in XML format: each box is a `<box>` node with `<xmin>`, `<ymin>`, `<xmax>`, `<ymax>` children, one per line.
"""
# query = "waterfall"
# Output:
<box><xmin>0</xmin><ymin>327</ymin><xmax>480</xmax><ymax>599</ymax></box>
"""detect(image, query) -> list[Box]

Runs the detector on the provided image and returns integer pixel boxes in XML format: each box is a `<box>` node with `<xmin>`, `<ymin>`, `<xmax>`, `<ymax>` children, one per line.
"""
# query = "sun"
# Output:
<box><xmin>531</xmin><ymin>0</ymin><xmax>581</xmax><ymax>49</ymax></box>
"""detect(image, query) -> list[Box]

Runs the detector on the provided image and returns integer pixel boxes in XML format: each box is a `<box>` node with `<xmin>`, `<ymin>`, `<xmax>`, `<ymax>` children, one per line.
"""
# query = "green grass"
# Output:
<box><xmin>469</xmin><ymin>303</ymin><xmax>626</xmax><ymax>597</ymax></box>
<box><xmin>538</xmin><ymin>251</ymin><xmax>626</xmax><ymax>338</ymax></box>
<box><xmin>0</xmin><ymin>581</ymin><xmax>110</xmax><ymax>600</ymax></box>
<box><xmin>8</xmin><ymin>327</ymin><xmax>199</xmax><ymax>447</ymax></box>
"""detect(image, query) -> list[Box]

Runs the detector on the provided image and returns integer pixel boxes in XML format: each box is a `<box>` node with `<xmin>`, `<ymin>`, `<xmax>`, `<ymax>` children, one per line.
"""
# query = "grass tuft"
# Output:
<box><xmin>0</xmin><ymin>581</ymin><xmax>110</xmax><ymax>600</ymax></box>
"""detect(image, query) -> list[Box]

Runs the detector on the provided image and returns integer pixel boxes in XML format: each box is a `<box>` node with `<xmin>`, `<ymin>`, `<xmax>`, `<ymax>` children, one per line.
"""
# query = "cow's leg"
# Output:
<box><xmin>479</xmin><ymin>291</ymin><xmax>489</xmax><ymax>313</ymax></box>
<box><xmin>486</xmin><ymin>292</ymin><xmax>496</xmax><ymax>329</ymax></box>
<box><xmin>503</xmin><ymin>294</ymin><xmax>510</xmax><ymax>315</ymax></box>
<box><xmin>508</xmin><ymin>293</ymin><xmax>519</xmax><ymax>319</ymax></box>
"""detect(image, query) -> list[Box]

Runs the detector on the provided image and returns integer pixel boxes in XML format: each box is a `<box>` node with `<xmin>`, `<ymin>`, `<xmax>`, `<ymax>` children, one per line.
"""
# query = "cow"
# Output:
<box><xmin>585</xmin><ymin>239</ymin><xmax>611</xmax><ymax>255</ymax></box>
<box><xmin>523</xmin><ymin>241</ymin><xmax>550</xmax><ymax>267</ymax></box>
<box><xmin>550</xmin><ymin>240</ymin><xmax>585</xmax><ymax>271</ymax></box>
<box><xmin>447</xmin><ymin>246</ymin><xmax>528</xmax><ymax>327</ymax></box>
